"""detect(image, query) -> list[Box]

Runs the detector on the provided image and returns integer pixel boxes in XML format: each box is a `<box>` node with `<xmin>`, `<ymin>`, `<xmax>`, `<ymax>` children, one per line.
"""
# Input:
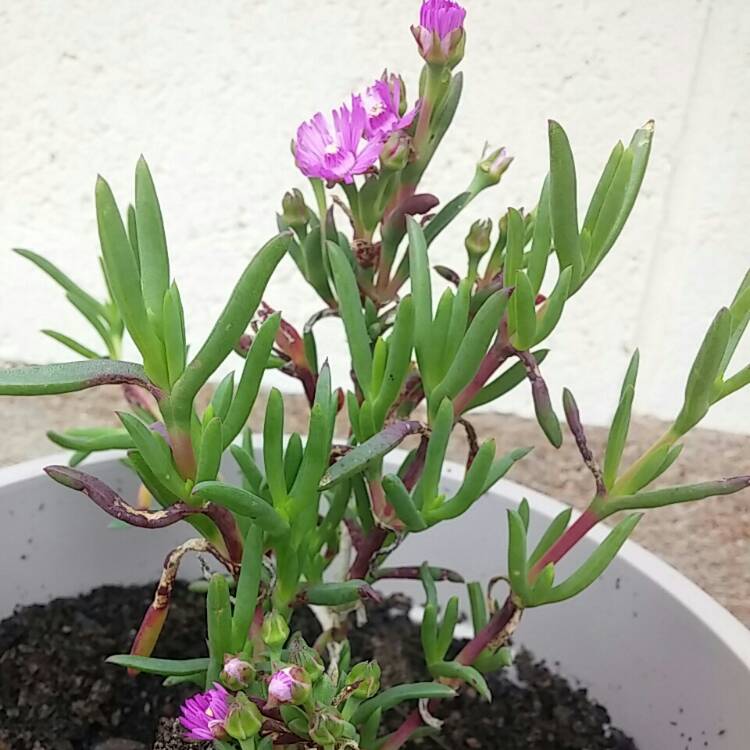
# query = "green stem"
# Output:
<box><xmin>413</xmin><ymin>65</ymin><xmax>446</xmax><ymax>161</ymax></box>
<box><xmin>311</xmin><ymin>178</ymin><xmax>328</xmax><ymax>258</ymax></box>
<box><xmin>341</xmin><ymin>182</ymin><xmax>365</xmax><ymax>239</ymax></box>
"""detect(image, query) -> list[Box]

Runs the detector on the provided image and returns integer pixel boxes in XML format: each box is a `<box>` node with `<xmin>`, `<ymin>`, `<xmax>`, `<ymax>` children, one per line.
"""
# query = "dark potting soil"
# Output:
<box><xmin>0</xmin><ymin>585</ymin><xmax>637</xmax><ymax>750</ymax></box>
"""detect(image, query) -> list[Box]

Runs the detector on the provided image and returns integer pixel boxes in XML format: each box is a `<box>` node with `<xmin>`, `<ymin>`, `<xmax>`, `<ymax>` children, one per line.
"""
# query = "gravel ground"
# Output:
<box><xmin>1</xmin><ymin>386</ymin><xmax>748</xmax><ymax>624</ymax></box>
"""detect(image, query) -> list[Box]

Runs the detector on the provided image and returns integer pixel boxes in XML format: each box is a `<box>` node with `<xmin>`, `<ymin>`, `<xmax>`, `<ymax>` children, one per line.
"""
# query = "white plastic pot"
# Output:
<box><xmin>2</xmin><ymin>452</ymin><xmax>749</xmax><ymax>749</ymax></box>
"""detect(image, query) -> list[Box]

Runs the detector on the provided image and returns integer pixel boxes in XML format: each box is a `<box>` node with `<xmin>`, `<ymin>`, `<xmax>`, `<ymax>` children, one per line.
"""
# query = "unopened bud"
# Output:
<box><xmin>267</xmin><ymin>666</ymin><xmax>311</xmax><ymax>707</ymax></box>
<box><xmin>261</xmin><ymin>611</ymin><xmax>290</xmax><ymax>651</ymax></box>
<box><xmin>220</xmin><ymin>655</ymin><xmax>255</xmax><ymax>690</ymax></box>
<box><xmin>472</xmin><ymin>146</ymin><xmax>514</xmax><ymax>193</ymax></box>
<box><xmin>281</xmin><ymin>188</ymin><xmax>308</xmax><ymax>232</ymax></box>
<box><xmin>288</xmin><ymin>633</ymin><xmax>325</xmax><ymax>682</ymax></box>
<box><xmin>465</xmin><ymin>219</ymin><xmax>492</xmax><ymax>258</ymax></box>
<box><xmin>224</xmin><ymin>692</ymin><xmax>263</xmax><ymax>741</ymax></box>
<box><xmin>395</xmin><ymin>74</ymin><xmax>409</xmax><ymax>117</ymax></box>
<box><xmin>411</xmin><ymin>1</ymin><xmax>467</xmax><ymax>69</ymax></box>
<box><xmin>380</xmin><ymin>131</ymin><xmax>412</xmax><ymax>172</ymax></box>
<box><xmin>345</xmin><ymin>660</ymin><xmax>381</xmax><ymax>699</ymax></box>
<box><xmin>309</xmin><ymin>708</ymin><xmax>351</xmax><ymax>746</ymax></box>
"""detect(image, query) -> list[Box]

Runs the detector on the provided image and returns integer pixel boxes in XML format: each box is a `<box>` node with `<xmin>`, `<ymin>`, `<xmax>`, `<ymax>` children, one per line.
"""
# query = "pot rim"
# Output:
<box><xmin>3</xmin><ymin>449</ymin><xmax>749</xmax><ymax>668</ymax></box>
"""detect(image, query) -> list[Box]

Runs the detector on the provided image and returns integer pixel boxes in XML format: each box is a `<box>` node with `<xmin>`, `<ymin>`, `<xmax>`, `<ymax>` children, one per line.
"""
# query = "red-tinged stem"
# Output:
<box><xmin>372</xmin><ymin>566</ymin><xmax>464</xmax><ymax>583</ymax></box>
<box><xmin>380</xmin><ymin>710</ymin><xmax>423</xmax><ymax>750</ymax></box>
<box><xmin>203</xmin><ymin>503</ymin><xmax>244</xmax><ymax>565</ymax></box>
<box><xmin>343</xmin><ymin>517</ymin><xmax>365</xmax><ymax>552</ymax></box>
<box><xmin>456</xmin><ymin>596</ymin><xmax>518</xmax><ymax>666</ymax></box>
<box><xmin>452</xmin><ymin>338</ymin><xmax>512</xmax><ymax>415</ymax></box>
<box><xmin>529</xmin><ymin>508</ymin><xmax>600</xmax><ymax>578</ymax></box>
<box><xmin>402</xmin><ymin>435</ymin><xmax>429</xmax><ymax>491</ymax></box>
<box><xmin>171</xmin><ymin>430</ymin><xmax>197</xmax><ymax>480</ymax></box>
<box><xmin>348</xmin><ymin>527</ymin><xmax>388</xmax><ymax>580</ymax></box>
<box><xmin>249</xmin><ymin>605</ymin><xmax>264</xmax><ymax>640</ymax></box>
<box><xmin>347</xmin><ymin>433</ymin><xmax>430</xmax><ymax>580</ymax></box>
<box><xmin>368</xmin><ymin>476</ymin><xmax>404</xmax><ymax>531</ymax></box>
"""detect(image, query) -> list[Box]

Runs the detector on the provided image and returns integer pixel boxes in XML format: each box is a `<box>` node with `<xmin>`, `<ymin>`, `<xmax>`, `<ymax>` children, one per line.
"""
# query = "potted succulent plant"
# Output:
<box><xmin>2</xmin><ymin>1</ymin><xmax>749</xmax><ymax>749</ymax></box>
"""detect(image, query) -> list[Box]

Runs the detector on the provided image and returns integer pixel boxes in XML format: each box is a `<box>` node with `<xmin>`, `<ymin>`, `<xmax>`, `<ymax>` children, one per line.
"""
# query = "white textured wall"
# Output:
<box><xmin>1</xmin><ymin>0</ymin><xmax>749</xmax><ymax>433</ymax></box>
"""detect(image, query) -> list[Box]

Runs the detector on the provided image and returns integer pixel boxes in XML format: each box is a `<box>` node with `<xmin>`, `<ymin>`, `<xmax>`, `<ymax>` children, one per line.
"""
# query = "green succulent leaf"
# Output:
<box><xmin>526</xmin><ymin>177</ymin><xmax>552</xmax><ymax>294</ymax></box>
<box><xmin>407</xmin><ymin>217</ymin><xmax>435</xmax><ymax>386</ymax></box>
<box><xmin>106</xmin><ymin>655</ymin><xmax>209</xmax><ymax>677</ymax></box>
<box><xmin>511</xmin><ymin>271</ymin><xmax>537</xmax><ymax>350</ymax></box>
<box><xmin>95</xmin><ymin>176</ymin><xmax>167</xmax><ymax>385</ymax></box>
<box><xmin>536</xmin><ymin>513</ymin><xmax>641</xmax><ymax>605</ymax></box>
<box><xmin>41</xmin><ymin>330</ymin><xmax>103</xmax><ymax>360</ymax></box>
<box><xmin>533</xmin><ymin>266</ymin><xmax>572</xmax><ymax>345</ymax></box>
<box><xmin>585</xmin><ymin>122</ymin><xmax>654</xmax><ymax>277</ymax></box>
<box><xmin>674</xmin><ymin>308</ymin><xmax>731</xmax><ymax>435</ymax></box>
<box><xmin>192</xmin><ymin>481</ymin><xmax>289</xmax><ymax>536</ymax></box>
<box><xmin>319</xmin><ymin>420</ymin><xmax>423</xmax><ymax>490</ymax></box>
<box><xmin>47</xmin><ymin>427</ymin><xmax>134</xmax><ymax>453</ymax></box>
<box><xmin>13</xmin><ymin>248</ymin><xmax>107</xmax><ymax>318</ymax></box>
<box><xmin>602</xmin><ymin>384</ymin><xmax>635</xmax><ymax>490</ymax></box>
<box><xmin>0</xmin><ymin>359</ymin><xmax>155</xmax><ymax>397</ymax></box>
<box><xmin>428</xmin><ymin>661</ymin><xmax>491</xmax><ymax>702</ymax></box>
<box><xmin>350</xmin><ymin>683</ymin><xmax>456</xmax><ymax>725</ymax></box>
<box><xmin>605</xmin><ymin>476</ymin><xmax>750</xmax><ymax>516</ymax></box>
<box><xmin>548</xmin><ymin>121</ymin><xmax>583</xmax><ymax>289</ymax></box>
<box><xmin>381</xmin><ymin>474</ymin><xmax>427</xmax><ymax>531</ymax></box>
<box><xmin>328</xmin><ymin>241</ymin><xmax>374</xmax><ymax>396</ymax></box>
<box><xmin>425</xmin><ymin>440</ymin><xmax>496</xmax><ymax>523</ymax></box>
<box><xmin>506</xmin><ymin>509</ymin><xmax>531</xmax><ymax>604</ymax></box>
<box><xmin>527</xmin><ymin>507</ymin><xmax>572</xmax><ymax>569</ymax></box>
<box><xmin>134</xmin><ymin>157</ymin><xmax>170</xmax><ymax>327</ymax></box>
<box><xmin>430</xmin><ymin>291</ymin><xmax>508</xmax><ymax>409</ymax></box>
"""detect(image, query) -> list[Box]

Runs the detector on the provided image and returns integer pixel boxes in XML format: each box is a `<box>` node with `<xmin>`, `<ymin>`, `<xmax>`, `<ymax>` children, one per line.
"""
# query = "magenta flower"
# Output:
<box><xmin>361</xmin><ymin>75</ymin><xmax>418</xmax><ymax>140</ymax></box>
<box><xmin>412</xmin><ymin>0</ymin><xmax>467</xmax><ymax>65</ymax></box>
<box><xmin>294</xmin><ymin>98</ymin><xmax>383</xmax><ymax>184</ymax></box>
<box><xmin>179</xmin><ymin>684</ymin><xmax>230</xmax><ymax>741</ymax></box>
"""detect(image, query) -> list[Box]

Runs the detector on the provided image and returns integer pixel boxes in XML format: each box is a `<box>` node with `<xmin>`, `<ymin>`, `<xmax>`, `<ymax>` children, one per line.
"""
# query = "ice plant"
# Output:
<box><xmin>361</xmin><ymin>74</ymin><xmax>418</xmax><ymax>140</ymax></box>
<box><xmin>3</xmin><ymin>1</ymin><xmax>750</xmax><ymax>749</ymax></box>
<box><xmin>294</xmin><ymin>99</ymin><xmax>383</xmax><ymax>184</ymax></box>
<box><xmin>180</xmin><ymin>684</ymin><xmax>231</xmax><ymax>741</ymax></box>
<box><xmin>266</xmin><ymin>666</ymin><xmax>311</xmax><ymax>707</ymax></box>
<box><xmin>411</xmin><ymin>0</ymin><xmax>466</xmax><ymax>66</ymax></box>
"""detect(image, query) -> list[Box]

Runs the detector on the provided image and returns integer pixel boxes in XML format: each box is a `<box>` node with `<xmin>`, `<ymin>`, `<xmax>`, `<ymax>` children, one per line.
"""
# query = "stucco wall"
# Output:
<box><xmin>1</xmin><ymin>0</ymin><xmax>749</xmax><ymax>432</ymax></box>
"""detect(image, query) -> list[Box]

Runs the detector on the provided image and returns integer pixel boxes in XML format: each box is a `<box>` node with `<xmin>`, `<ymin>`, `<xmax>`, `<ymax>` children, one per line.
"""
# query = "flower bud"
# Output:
<box><xmin>267</xmin><ymin>666</ymin><xmax>312</xmax><ymax>707</ymax></box>
<box><xmin>262</xmin><ymin>611</ymin><xmax>290</xmax><ymax>651</ymax></box>
<box><xmin>309</xmin><ymin>708</ymin><xmax>351</xmax><ymax>746</ymax></box>
<box><xmin>411</xmin><ymin>0</ymin><xmax>467</xmax><ymax>68</ymax></box>
<box><xmin>395</xmin><ymin>75</ymin><xmax>408</xmax><ymax>117</ymax></box>
<box><xmin>220</xmin><ymin>655</ymin><xmax>255</xmax><ymax>691</ymax></box>
<box><xmin>288</xmin><ymin>634</ymin><xmax>325</xmax><ymax>682</ymax></box>
<box><xmin>224</xmin><ymin>692</ymin><xmax>263</xmax><ymax>741</ymax></box>
<box><xmin>380</xmin><ymin>132</ymin><xmax>412</xmax><ymax>172</ymax></box>
<box><xmin>465</xmin><ymin>219</ymin><xmax>492</xmax><ymax>259</ymax></box>
<box><xmin>345</xmin><ymin>660</ymin><xmax>381</xmax><ymax>699</ymax></box>
<box><xmin>472</xmin><ymin>146</ymin><xmax>514</xmax><ymax>193</ymax></box>
<box><xmin>281</xmin><ymin>188</ymin><xmax>308</xmax><ymax>232</ymax></box>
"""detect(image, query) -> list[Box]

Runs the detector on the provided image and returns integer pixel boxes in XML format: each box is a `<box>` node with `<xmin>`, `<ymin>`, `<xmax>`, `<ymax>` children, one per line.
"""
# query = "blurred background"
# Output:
<box><xmin>1</xmin><ymin>0</ymin><xmax>749</xmax><ymax>432</ymax></box>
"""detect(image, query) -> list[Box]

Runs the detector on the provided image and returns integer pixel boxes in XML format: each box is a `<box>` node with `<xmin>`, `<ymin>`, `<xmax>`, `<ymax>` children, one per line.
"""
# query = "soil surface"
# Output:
<box><xmin>0</xmin><ymin>585</ymin><xmax>636</xmax><ymax>750</ymax></box>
